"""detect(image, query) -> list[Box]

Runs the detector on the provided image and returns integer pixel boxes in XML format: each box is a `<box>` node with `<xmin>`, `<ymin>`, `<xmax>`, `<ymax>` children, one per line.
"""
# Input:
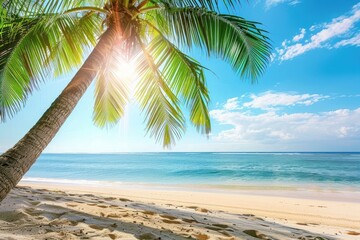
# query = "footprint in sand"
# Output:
<box><xmin>106</xmin><ymin>213</ymin><xmax>122</xmax><ymax>218</ymax></box>
<box><xmin>160</xmin><ymin>214</ymin><xmax>177</xmax><ymax>220</ymax></box>
<box><xmin>137</xmin><ymin>233</ymin><xmax>159</xmax><ymax>240</ymax></box>
<box><xmin>160</xmin><ymin>214</ymin><xmax>182</xmax><ymax>224</ymax></box>
<box><xmin>299</xmin><ymin>236</ymin><xmax>327</xmax><ymax>240</ymax></box>
<box><xmin>69</xmin><ymin>220</ymin><xmax>79</xmax><ymax>226</ymax></box>
<box><xmin>182</xmin><ymin>218</ymin><xmax>198</xmax><ymax>223</ymax></box>
<box><xmin>29</xmin><ymin>201</ymin><xmax>41</xmax><ymax>206</ymax></box>
<box><xmin>243</xmin><ymin>230</ymin><xmax>272</xmax><ymax>240</ymax></box>
<box><xmin>143</xmin><ymin>210</ymin><xmax>156</xmax><ymax>216</ymax></box>
<box><xmin>205</xmin><ymin>224</ymin><xmax>233</xmax><ymax>237</ymax></box>
<box><xmin>198</xmin><ymin>208</ymin><xmax>210</xmax><ymax>213</ymax></box>
<box><xmin>66</xmin><ymin>203</ymin><xmax>78</xmax><ymax>207</ymax></box>
<box><xmin>193</xmin><ymin>233</ymin><xmax>210</xmax><ymax>240</ymax></box>
<box><xmin>187</xmin><ymin>206</ymin><xmax>198</xmax><ymax>210</ymax></box>
<box><xmin>243</xmin><ymin>214</ymin><xmax>255</xmax><ymax>217</ymax></box>
<box><xmin>104</xmin><ymin>197</ymin><xmax>117</xmax><ymax>201</ymax></box>
<box><xmin>162</xmin><ymin>219</ymin><xmax>182</xmax><ymax>224</ymax></box>
<box><xmin>119</xmin><ymin>198</ymin><xmax>132</xmax><ymax>202</ymax></box>
<box><xmin>108</xmin><ymin>233</ymin><xmax>117</xmax><ymax>239</ymax></box>
<box><xmin>212</xmin><ymin>223</ymin><xmax>229</xmax><ymax>229</ymax></box>
<box><xmin>97</xmin><ymin>204</ymin><xmax>109</xmax><ymax>208</ymax></box>
<box><xmin>219</xmin><ymin>231</ymin><xmax>232</xmax><ymax>237</ymax></box>
<box><xmin>187</xmin><ymin>206</ymin><xmax>210</xmax><ymax>213</ymax></box>
<box><xmin>89</xmin><ymin>224</ymin><xmax>104</xmax><ymax>230</ymax></box>
<box><xmin>83</xmin><ymin>194</ymin><xmax>95</xmax><ymax>197</ymax></box>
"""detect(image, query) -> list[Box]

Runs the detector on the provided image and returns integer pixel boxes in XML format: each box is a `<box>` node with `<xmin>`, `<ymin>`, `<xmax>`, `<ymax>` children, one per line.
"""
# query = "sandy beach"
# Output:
<box><xmin>0</xmin><ymin>182</ymin><xmax>359</xmax><ymax>240</ymax></box>
<box><xmin>1</xmin><ymin>0</ymin><xmax>359</xmax><ymax>239</ymax></box>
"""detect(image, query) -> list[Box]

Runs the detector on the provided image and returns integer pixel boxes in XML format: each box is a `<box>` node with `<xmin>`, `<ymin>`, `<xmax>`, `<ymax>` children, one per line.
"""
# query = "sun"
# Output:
<box><xmin>115</xmin><ymin>60</ymin><xmax>136</xmax><ymax>81</ymax></box>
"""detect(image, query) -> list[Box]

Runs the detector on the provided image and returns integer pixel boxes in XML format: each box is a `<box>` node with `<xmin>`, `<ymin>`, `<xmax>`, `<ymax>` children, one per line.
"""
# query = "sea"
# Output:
<box><xmin>22</xmin><ymin>152</ymin><xmax>360</xmax><ymax>191</ymax></box>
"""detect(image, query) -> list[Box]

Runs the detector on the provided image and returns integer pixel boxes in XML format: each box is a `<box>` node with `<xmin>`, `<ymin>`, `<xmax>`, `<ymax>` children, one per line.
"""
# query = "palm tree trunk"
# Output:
<box><xmin>0</xmin><ymin>26</ymin><xmax>117</xmax><ymax>202</ymax></box>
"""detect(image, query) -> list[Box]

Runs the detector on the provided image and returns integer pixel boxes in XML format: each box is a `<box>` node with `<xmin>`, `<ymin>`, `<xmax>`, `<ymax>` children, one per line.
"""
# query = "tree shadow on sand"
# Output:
<box><xmin>0</xmin><ymin>186</ymin><xmax>337</xmax><ymax>240</ymax></box>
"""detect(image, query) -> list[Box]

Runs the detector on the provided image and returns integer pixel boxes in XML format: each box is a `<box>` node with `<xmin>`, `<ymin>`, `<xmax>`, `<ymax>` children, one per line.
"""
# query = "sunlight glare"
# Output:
<box><xmin>114</xmin><ymin>60</ymin><xmax>137</xmax><ymax>82</ymax></box>
<box><xmin>113</xmin><ymin>55</ymin><xmax>139</xmax><ymax>97</ymax></box>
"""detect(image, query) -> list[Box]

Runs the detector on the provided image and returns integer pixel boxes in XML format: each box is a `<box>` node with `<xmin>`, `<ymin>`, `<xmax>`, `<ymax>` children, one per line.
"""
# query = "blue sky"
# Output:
<box><xmin>1</xmin><ymin>0</ymin><xmax>360</xmax><ymax>152</ymax></box>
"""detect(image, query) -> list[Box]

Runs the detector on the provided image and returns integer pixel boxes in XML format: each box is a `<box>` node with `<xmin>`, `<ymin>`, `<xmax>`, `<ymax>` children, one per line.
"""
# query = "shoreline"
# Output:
<box><xmin>20</xmin><ymin>178</ymin><xmax>360</xmax><ymax>203</ymax></box>
<box><xmin>18</xmin><ymin>182</ymin><xmax>360</xmax><ymax>227</ymax></box>
<box><xmin>1</xmin><ymin>182</ymin><xmax>359</xmax><ymax>239</ymax></box>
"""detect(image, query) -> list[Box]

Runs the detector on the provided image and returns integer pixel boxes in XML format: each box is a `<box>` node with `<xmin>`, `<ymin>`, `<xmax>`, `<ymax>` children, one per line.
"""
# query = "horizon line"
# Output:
<box><xmin>33</xmin><ymin>151</ymin><xmax>360</xmax><ymax>154</ymax></box>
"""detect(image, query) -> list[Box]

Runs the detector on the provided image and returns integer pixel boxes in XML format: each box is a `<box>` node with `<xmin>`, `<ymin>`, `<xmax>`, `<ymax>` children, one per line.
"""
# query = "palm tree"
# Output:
<box><xmin>0</xmin><ymin>0</ymin><xmax>270</xmax><ymax>201</ymax></box>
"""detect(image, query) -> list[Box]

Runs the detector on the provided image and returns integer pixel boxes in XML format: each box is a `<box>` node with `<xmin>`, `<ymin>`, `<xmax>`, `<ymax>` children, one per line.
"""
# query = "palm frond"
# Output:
<box><xmin>93</xmin><ymin>45</ymin><xmax>130</xmax><ymax>128</ymax></box>
<box><xmin>1</xmin><ymin>0</ymin><xmax>106</xmax><ymax>17</ymax></box>
<box><xmin>143</xmin><ymin>30</ymin><xmax>211</xmax><ymax>134</ymax></box>
<box><xmin>150</xmin><ymin>0</ymin><xmax>243</xmax><ymax>11</ymax></box>
<box><xmin>0</xmin><ymin>17</ymin><xmax>52</xmax><ymax>120</ymax></box>
<box><xmin>0</xmin><ymin>13</ymin><xmax>102</xmax><ymax>121</ymax></box>
<box><xmin>0</xmin><ymin>16</ymin><xmax>39</xmax><ymax>73</ymax></box>
<box><xmin>156</xmin><ymin>7</ymin><xmax>271</xmax><ymax>80</ymax></box>
<box><xmin>50</xmin><ymin>12</ymin><xmax>103</xmax><ymax>76</ymax></box>
<box><xmin>135</xmin><ymin>36</ymin><xmax>185</xmax><ymax>147</ymax></box>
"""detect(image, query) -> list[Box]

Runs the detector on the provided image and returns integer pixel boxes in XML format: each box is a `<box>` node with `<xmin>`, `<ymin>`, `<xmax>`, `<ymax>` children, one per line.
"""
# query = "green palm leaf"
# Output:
<box><xmin>93</xmin><ymin>45</ymin><xmax>130</xmax><ymax>128</ymax></box>
<box><xmin>135</xmin><ymin>37</ymin><xmax>185</xmax><ymax>147</ymax></box>
<box><xmin>50</xmin><ymin>12</ymin><xmax>103</xmax><ymax>76</ymax></box>
<box><xmin>0</xmin><ymin>16</ymin><xmax>39</xmax><ymax>73</ymax></box>
<box><xmin>0</xmin><ymin>13</ymin><xmax>102</xmax><ymax>120</ymax></box>
<box><xmin>1</xmin><ymin>0</ymin><xmax>106</xmax><ymax>17</ymax></box>
<box><xmin>144</xmin><ymin>33</ymin><xmax>211</xmax><ymax>134</ymax></box>
<box><xmin>157</xmin><ymin>7</ymin><xmax>271</xmax><ymax>80</ymax></box>
<box><xmin>0</xmin><ymin>17</ymin><xmax>52</xmax><ymax>119</ymax></box>
<box><xmin>151</xmin><ymin>0</ymin><xmax>243</xmax><ymax>11</ymax></box>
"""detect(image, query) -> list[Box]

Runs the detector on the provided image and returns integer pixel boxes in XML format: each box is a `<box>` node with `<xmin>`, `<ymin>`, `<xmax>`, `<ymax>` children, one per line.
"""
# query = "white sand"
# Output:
<box><xmin>0</xmin><ymin>182</ymin><xmax>359</xmax><ymax>239</ymax></box>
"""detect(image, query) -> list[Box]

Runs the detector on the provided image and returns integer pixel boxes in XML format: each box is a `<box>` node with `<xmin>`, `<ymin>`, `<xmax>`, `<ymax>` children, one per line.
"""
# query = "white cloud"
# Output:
<box><xmin>292</xmin><ymin>28</ymin><xmax>306</xmax><ymax>42</ymax></box>
<box><xmin>270</xmin><ymin>52</ymin><xmax>277</xmax><ymax>62</ymax></box>
<box><xmin>223</xmin><ymin>97</ymin><xmax>240</xmax><ymax>111</ymax></box>
<box><xmin>265</xmin><ymin>0</ymin><xmax>300</xmax><ymax>8</ymax></box>
<box><xmin>277</xmin><ymin>3</ymin><xmax>360</xmax><ymax>61</ymax></box>
<box><xmin>210</xmin><ymin>95</ymin><xmax>360</xmax><ymax>145</ymax></box>
<box><xmin>309</xmin><ymin>25</ymin><xmax>317</xmax><ymax>32</ymax></box>
<box><xmin>334</xmin><ymin>33</ymin><xmax>360</xmax><ymax>47</ymax></box>
<box><xmin>242</xmin><ymin>91</ymin><xmax>327</xmax><ymax>110</ymax></box>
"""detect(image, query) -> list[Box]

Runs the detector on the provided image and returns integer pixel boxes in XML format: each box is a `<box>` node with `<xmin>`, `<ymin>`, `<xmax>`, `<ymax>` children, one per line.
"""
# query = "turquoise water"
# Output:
<box><xmin>23</xmin><ymin>152</ymin><xmax>360</xmax><ymax>189</ymax></box>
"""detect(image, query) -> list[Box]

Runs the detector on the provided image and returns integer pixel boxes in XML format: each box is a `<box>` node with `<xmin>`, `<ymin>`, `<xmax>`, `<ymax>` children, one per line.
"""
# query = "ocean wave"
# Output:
<box><xmin>211</xmin><ymin>152</ymin><xmax>303</xmax><ymax>155</ymax></box>
<box><xmin>21</xmin><ymin>177</ymin><xmax>122</xmax><ymax>186</ymax></box>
